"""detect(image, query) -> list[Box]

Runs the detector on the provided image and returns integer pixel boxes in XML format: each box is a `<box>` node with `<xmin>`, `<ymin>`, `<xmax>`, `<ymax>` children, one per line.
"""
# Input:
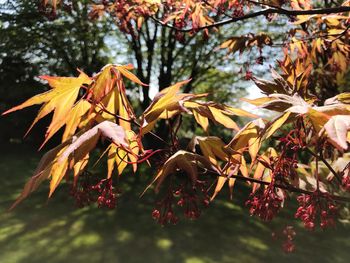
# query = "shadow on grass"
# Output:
<box><xmin>0</xmin><ymin>144</ymin><xmax>350</xmax><ymax>263</ymax></box>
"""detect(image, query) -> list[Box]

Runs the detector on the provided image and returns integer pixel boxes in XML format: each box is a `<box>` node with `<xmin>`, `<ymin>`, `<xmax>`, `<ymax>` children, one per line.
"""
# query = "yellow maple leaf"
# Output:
<box><xmin>189</xmin><ymin>136</ymin><xmax>231</xmax><ymax>166</ymax></box>
<box><xmin>143</xmin><ymin>79</ymin><xmax>191</xmax><ymax>124</ymax></box>
<box><xmin>9</xmin><ymin>140</ymin><xmax>72</xmax><ymax>209</ymax></box>
<box><xmin>3</xmin><ymin>70</ymin><xmax>92</xmax><ymax>147</ymax></box>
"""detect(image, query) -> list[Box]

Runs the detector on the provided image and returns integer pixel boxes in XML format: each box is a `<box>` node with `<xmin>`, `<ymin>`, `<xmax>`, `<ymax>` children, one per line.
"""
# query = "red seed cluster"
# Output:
<box><xmin>246</xmin><ymin>186</ymin><xmax>283</xmax><ymax>221</ymax></box>
<box><xmin>282</xmin><ymin>226</ymin><xmax>296</xmax><ymax>253</ymax></box>
<box><xmin>70</xmin><ymin>175</ymin><xmax>118</xmax><ymax>209</ymax></box>
<box><xmin>282</xmin><ymin>239</ymin><xmax>295</xmax><ymax>253</ymax></box>
<box><xmin>176</xmin><ymin>180</ymin><xmax>210</xmax><ymax>220</ymax></box>
<box><xmin>282</xmin><ymin>225</ymin><xmax>296</xmax><ymax>253</ymax></box>
<box><xmin>275</xmin><ymin>125</ymin><xmax>308</xmax><ymax>181</ymax></box>
<box><xmin>279</xmin><ymin>128</ymin><xmax>306</xmax><ymax>152</ymax></box>
<box><xmin>92</xmin><ymin>179</ymin><xmax>117</xmax><ymax>209</ymax></box>
<box><xmin>70</xmin><ymin>177</ymin><xmax>96</xmax><ymax>208</ymax></box>
<box><xmin>152</xmin><ymin>191</ymin><xmax>179</xmax><ymax>225</ymax></box>
<box><xmin>268</xmin><ymin>155</ymin><xmax>299</xmax><ymax>184</ymax></box>
<box><xmin>272</xmin><ymin>225</ymin><xmax>296</xmax><ymax>253</ymax></box>
<box><xmin>152</xmin><ymin>179</ymin><xmax>210</xmax><ymax>225</ymax></box>
<box><xmin>295</xmin><ymin>192</ymin><xmax>337</xmax><ymax>230</ymax></box>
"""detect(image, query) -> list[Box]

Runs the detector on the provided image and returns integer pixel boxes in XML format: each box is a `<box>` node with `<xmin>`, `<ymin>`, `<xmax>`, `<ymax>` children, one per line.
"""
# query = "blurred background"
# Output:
<box><xmin>1</xmin><ymin>1</ymin><xmax>350</xmax><ymax>262</ymax></box>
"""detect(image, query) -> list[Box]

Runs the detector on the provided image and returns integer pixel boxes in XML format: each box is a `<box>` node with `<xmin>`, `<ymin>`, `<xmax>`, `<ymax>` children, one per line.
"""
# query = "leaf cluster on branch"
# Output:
<box><xmin>3</xmin><ymin>0</ymin><xmax>350</xmax><ymax>253</ymax></box>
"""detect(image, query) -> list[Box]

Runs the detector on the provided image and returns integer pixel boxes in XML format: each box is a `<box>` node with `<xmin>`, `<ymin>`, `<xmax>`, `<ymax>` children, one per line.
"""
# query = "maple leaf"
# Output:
<box><xmin>144</xmin><ymin>150</ymin><xmax>219</xmax><ymax>193</ymax></box>
<box><xmin>258</xmin><ymin>93</ymin><xmax>310</xmax><ymax>113</ymax></box>
<box><xmin>313</xmin><ymin>104</ymin><xmax>350</xmax><ymax>116</ymax></box>
<box><xmin>43</xmin><ymin>99</ymin><xmax>91</xmax><ymax>146</ymax></box>
<box><xmin>305</xmin><ymin>98</ymin><xmax>350</xmax><ymax>133</ymax></box>
<box><xmin>253</xmin><ymin>69</ymin><xmax>292</xmax><ymax>95</ymax></box>
<box><xmin>73</xmin><ymin>154</ymin><xmax>89</xmax><ymax>186</ymax></box>
<box><xmin>141</xmin><ymin>80</ymin><xmax>207</xmax><ymax>133</ymax></box>
<box><xmin>191</xmin><ymin>2</ymin><xmax>214</xmax><ymax>30</ymax></box>
<box><xmin>327</xmin><ymin>153</ymin><xmax>350</xmax><ymax>180</ymax></box>
<box><xmin>89</xmin><ymin>65</ymin><xmax>115</xmax><ymax>103</ymax></box>
<box><xmin>59</xmin><ymin>121</ymin><xmax>129</xmax><ymax>163</ymax></box>
<box><xmin>61</xmin><ymin>100</ymin><xmax>91</xmax><ymax>142</ymax></box>
<box><xmin>241</xmin><ymin>97</ymin><xmax>276</xmax><ymax>107</ymax></box>
<box><xmin>226</xmin><ymin>118</ymin><xmax>265</xmax><ymax>162</ymax></box>
<box><xmin>184</xmin><ymin>101</ymin><xmax>257</xmax><ymax>132</ymax></box>
<box><xmin>239</xmin><ymin>94</ymin><xmax>296</xmax><ymax>141</ymax></box>
<box><xmin>325</xmin><ymin>93</ymin><xmax>350</xmax><ymax>105</ymax></box>
<box><xmin>306</xmin><ymin>108</ymin><xmax>331</xmax><ymax>133</ymax></box>
<box><xmin>142</xmin><ymin>80</ymin><xmax>256</xmax><ymax>134</ymax></box>
<box><xmin>253</xmin><ymin>93</ymin><xmax>350</xmax><ymax>136</ymax></box>
<box><xmin>189</xmin><ymin>135</ymin><xmax>254</xmax><ymax>201</ymax></box>
<box><xmin>9</xmin><ymin>139</ymin><xmax>72</xmax><ymax>209</ymax></box>
<box><xmin>45</xmin><ymin>121</ymin><xmax>130</xmax><ymax>196</ymax></box>
<box><xmin>220</xmin><ymin>33</ymin><xmax>272</xmax><ymax>55</ymax></box>
<box><xmin>219</xmin><ymin>37</ymin><xmax>247</xmax><ymax>55</ymax></box>
<box><xmin>337</xmin><ymin>93</ymin><xmax>350</xmax><ymax>104</ymax></box>
<box><xmin>96</xmin><ymin>84</ymin><xmax>135</xmax><ymax>131</ymax></box>
<box><xmin>107</xmin><ymin>145</ymin><xmax>128</xmax><ymax>178</ymax></box>
<box><xmin>115</xmin><ymin>64</ymin><xmax>148</xmax><ymax>86</ymax></box>
<box><xmin>211</xmin><ymin>165</ymin><xmax>239</xmax><ymax>201</ymax></box>
<box><xmin>323</xmin><ymin>115</ymin><xmax>350</xmax><ymax>150</ymax></box>
<box><xmin>2</xmin><ymin>70</ymin><xmax>92</xmax><ymax>147</ymax></box>
<box><xmin>91</xmin><ymin>64</ymin><xmax>146</xmax><ymax>104</ymax></box>
<box><xmin>251</xmin><ymin>148</ymin><xmax>278</xmax><ymax>192</ymax></box>
<box><xmin>89</xmin><ymin>64</ymin><xmax>147</xmax><ymax>132</ymax></box>
<box><xmin>9</xmin><ymin>120</ymin><xmax>128</xmax><ymax>207</ymax></box>
<box><xmin>142</xmin><ymin>79</ymin><xmax>192</xmax><ymax>123</ymax></box>
<box><xmin>189</xmin><ymin>136</ymin><xmax>230</xmax><ymax>166</ymax></box>
<box><xmin>262</xmin><ymin>112</ymin><xmax>292</xmax><ymax>139</ymax></box>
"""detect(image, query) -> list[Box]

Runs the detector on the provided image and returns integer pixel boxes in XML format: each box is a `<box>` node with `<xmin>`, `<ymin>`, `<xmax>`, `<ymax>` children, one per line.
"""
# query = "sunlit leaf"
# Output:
<box><xmin>9</xmin><ymin>140</ymin><xmax>72</xmax><ymax>209</ymax></box>
<box><xmin>324</xmin><ymin>115</ymin><xmax>350</xmax><ymax>150</ymax></box>
<box><xmin>3</xmin><ymin>71</ymin><xmax>92</xmax><ymax>146</ymax></box>
<box><xmin>190</xmin><ymin>136</ymin><xmax>230</xmax><ymax>166</ymax></box>
<box><xmin>263</xmin><ymin>112</ymin><xmax>291</xmax><ymax>139</ymax></box>
<box><xmin>144</xmin><ymin>150</ymin><xmax>219</xmax><ymax>193</ymax></box>
<box><xmin>59</xmin><ymin>121</ymin><xmax>129</xmax><ymax>162</ymax></box>
<box><xmin>116</xmin><ymin>64</ymin><xmax>147</xmax><ymax>86</ymax></box>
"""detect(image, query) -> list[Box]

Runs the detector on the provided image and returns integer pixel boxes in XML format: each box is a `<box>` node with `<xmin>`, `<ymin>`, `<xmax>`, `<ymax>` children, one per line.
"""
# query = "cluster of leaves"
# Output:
<box><xmin>4</xmin><ymin>0</ymin><xmax>350</xmax><ymax>253</ymax></box>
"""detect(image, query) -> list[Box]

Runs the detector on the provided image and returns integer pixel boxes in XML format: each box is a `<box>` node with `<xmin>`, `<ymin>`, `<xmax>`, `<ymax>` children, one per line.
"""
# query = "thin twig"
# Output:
<box><xmin>306</xmin><ymin>147</ymin><xmax>342</xmax><ymax>183</ymax></box>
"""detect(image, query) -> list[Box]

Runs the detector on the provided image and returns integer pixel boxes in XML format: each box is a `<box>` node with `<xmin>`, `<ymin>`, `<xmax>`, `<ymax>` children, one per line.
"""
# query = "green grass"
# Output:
<box><xmin>1</xmin><ymin>145</ymin><xmax>350</xmax><ymax>263</ymax></box>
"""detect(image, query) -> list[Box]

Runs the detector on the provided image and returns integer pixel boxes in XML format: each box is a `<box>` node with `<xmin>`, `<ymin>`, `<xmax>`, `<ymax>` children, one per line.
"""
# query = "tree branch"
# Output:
<box><xmin>151</xmin><ymin>6</ymin><xmax>350</xmax><ymax>32</ymax></box>
<box><xmin>206</xmin><ymin>170</ymin><xmax>350</xmax><ymax>203</ymax></box>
